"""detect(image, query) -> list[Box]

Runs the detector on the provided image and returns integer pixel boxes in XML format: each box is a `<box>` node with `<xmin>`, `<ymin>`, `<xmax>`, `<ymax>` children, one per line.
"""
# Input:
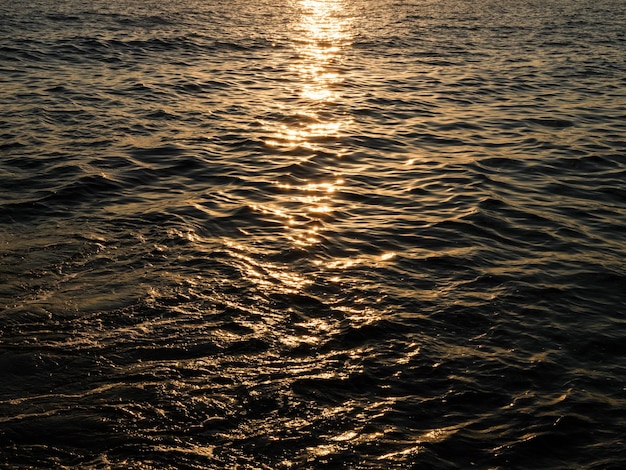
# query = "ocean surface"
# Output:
<box><xmin>1</xmin><ymin>0</ymin><xmax>625</xmax><ymax>468</ymax></box>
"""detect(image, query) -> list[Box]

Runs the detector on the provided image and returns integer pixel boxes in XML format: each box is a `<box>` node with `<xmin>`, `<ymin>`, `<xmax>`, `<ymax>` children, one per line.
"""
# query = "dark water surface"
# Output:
<box><xmin>1</xmin><ymin>0</ymin><xmax>625</xmax><ymax>468</ymax></box>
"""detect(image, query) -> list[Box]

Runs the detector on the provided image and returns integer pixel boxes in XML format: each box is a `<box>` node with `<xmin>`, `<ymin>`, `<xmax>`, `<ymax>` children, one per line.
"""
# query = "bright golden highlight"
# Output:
<box><xmin>258</xmin><ymin>0</ymin><xmax>354</xmax><ymax>255</ymax></box>
<box><xmin>297</xmin><ymin>0</ymin><xmax>351</xmax><ymax>103</ymax></box>
<box><xmin>264</xmin><ymin>0</ymin><xmax>354</xmax><ymax>151</ymax></box>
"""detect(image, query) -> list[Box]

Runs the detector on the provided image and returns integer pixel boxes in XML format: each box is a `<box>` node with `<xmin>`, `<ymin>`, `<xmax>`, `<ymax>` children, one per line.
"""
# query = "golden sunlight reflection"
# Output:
<box><xmin>295</xmin><ymin>0</ymin><xmax>353</xmax><ymax>104</ymax></box>
<box><xmin>279</xmin><ymin>176</ymin><xmax>346</xmax><ymax>247</ymax></box>
<box><xmin>224</xmin><ymin>239</ymin><xmax>313</xmax><ymax>293</ymax></box>
<box><xmin>263</xmin><ymin>0</ymin><xmax>354</xmax><ymax>152</ymax></box>
<box><xmin>264</xmin><ymin>0</ymin><xmax>354</xmax><ymax>151</ymax></box>
<box><xmin>315</xmin><ymin>251</ymin><xmax>397</xmax><ymax>271</ymax></box>
<box><xmin>261</xmin><ymin>0</ymin><xmax>355</xmax><ymax>250</ymax></box>
<box><xmin>263</xmin><ymin>120</ymin><xmax>347</xmax><ymax>152</ymax></box>
<box><xmin>233</xmin><ymin>1</ymin><xmax>356</xmax><ymax>292</ymax></box>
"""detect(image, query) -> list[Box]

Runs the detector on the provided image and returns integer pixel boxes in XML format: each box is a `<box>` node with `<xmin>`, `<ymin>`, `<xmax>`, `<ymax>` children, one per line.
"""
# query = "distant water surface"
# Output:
<box><xmin>1</xmin><ymin>0</ymin><xmax>625</xmax><ymax>468</ymax></box>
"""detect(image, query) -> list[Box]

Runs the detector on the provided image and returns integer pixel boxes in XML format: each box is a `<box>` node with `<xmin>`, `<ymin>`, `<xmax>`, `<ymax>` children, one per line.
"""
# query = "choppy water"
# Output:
<box><xmin>1</xmin><ymin>0</ymin><xmax>625</xmax><ymax>468</ymax></box>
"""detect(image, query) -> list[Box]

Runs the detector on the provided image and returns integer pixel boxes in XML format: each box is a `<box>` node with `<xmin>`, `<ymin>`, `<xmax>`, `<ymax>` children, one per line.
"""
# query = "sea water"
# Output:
<box><xmin>1</xmin><ymin>0</ymin><xmax>625</xmax><ymax>468</ymax></box>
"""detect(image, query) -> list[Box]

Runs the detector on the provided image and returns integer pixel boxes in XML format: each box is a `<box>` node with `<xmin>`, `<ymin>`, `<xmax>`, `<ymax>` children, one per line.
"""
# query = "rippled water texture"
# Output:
<box><xmin>1</xmin><ymin>0</ymin><xmax>625</xmax><ymax>468</ymax></box>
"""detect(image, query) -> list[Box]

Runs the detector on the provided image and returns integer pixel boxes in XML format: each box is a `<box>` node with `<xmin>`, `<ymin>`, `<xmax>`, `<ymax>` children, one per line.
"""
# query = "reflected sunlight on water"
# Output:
<box><xmin>264</xmin><ymin>0</ymin><xmax>354</xmax><ymax>148</ymax></box>
<box><xmin>2</xmin><ymin>0</ymin><xmax>626</xmax><ymax>467</ymax></box>
<box><xmin>224</xmin><ymin>238</ymin><xmax>313</xmax><ymax>293</ymax></box>
<box><xmin>256</xmin><ymin>0</ymin><xmax>355</xmax><ymax>255</ymax></box>
<box><xmin>295</xmin><ymin>0</ymin><xmax>352</xmax><ymax>102</ymax></box>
